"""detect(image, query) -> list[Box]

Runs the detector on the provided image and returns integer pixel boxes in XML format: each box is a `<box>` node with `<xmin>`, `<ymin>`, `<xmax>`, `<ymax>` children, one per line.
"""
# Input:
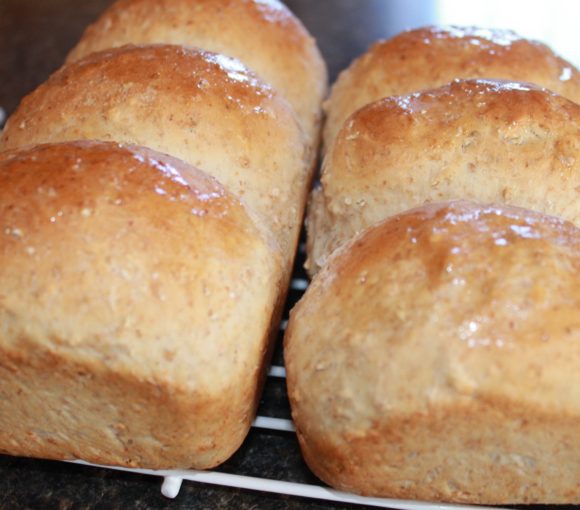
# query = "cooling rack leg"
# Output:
<box><xmin>161</xmin><ymin>475</ymin><xmax>183</xmax><ymax>498</ymax></box>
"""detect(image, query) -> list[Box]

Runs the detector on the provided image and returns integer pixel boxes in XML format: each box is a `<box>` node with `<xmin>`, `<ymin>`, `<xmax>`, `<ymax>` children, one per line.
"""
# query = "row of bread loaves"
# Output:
<box><xmin>287</xmin><ymin>26</ymin><xmax>580</xmax><ymax>504</ymax></box>
<box><xmin>0</xmin><ymin>0</ymin><xmax>326</xmax><ymax>470</ymax></box>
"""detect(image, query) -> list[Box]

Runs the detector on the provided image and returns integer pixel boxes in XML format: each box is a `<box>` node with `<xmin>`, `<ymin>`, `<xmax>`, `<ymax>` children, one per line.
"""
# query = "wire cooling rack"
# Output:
<box><xmin>57</xmin><ymin>240</ymin><xmax>501</xmax><ymax>510</ymax></box>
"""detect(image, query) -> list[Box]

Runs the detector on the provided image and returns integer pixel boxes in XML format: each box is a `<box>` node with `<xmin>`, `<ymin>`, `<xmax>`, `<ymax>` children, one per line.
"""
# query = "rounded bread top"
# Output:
<box><xmin>324</xmin><ymin>25</ymin><xmax>580</xmax><ymax>150</ymax></box>
<box><xmin>307</xmin><ymin>79</ymin><xmax>580</xmax><ymax>273</ymax></box>
<box><xmin>288</xmin><ymin>200</ymin><xmax>580</xmax><ymax>437</ymax></box>
<box><xmin>66</xmin><ymin>0</ymin><xmax>328</xmax><ymax>143</ymax></box>
<box><xmin>0</xmin><ymin>141</ymin><xmax>282</xmax><ymax>392</ymax></box>
<box><xmin>0</xmin><ymin>44</ymin><xmax>308</xmax><ymax>256</ymax></box>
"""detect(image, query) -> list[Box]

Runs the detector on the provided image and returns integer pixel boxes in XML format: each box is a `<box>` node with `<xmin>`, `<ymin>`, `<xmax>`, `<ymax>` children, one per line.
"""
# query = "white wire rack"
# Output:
<box><xmin>68</xmin><ymin>457</ymin><xmax>501</xmax><ymax>510</ymax></box>
<box><xmin>63</xmin><ymin>282</ymin><xmax>507</xmax><ymax>510</ymax></box>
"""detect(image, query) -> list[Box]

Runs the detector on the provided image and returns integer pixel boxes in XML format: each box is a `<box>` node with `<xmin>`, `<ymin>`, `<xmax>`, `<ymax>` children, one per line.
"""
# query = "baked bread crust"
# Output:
<box><xmin>66</xmin><ymin>0</ymin><xmax>328</xmax><ymax>148</ymax></box>
<box><xmin>0</xmin><ymin>141</ymin><xmax>283</xmax><ymax>469</ymax></box>
<box><xmin>324</xmin><ymin>25</ymin><xmax>580</xmax><ymax>150</ymax></box>
<box><xmin>0</xmin><ymin>44</ymin><xmax>309</xmax><ymax>260</ymax></box>
<box><xmin>287</xmin><ymin>201</ymin><xmax>580</xmax><ymax>503</ymax></box>
<box><xmin>307</xmin><ymin>79</ymin><xmax>580</xmax><ymax>274</ymax></box>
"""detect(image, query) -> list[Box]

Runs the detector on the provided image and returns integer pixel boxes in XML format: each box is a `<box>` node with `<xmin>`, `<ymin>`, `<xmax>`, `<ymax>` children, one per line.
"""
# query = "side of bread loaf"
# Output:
<box><xmin>0</xmin><ymin>141</ymin><xmax>283</xmax><ymax>469</ymax></box>
<box><xmin>287</xmin><ymin>201</ymin><xmax>580</xmax><ymax>503</ymax></box>
<box><xmin>0</xmin><ymin>44</ymin><xmax>309</xmax><ymax>263</ymax></box>
<box><xmin>307</xmin><ymin>79</ymin><xmax>580</xmax><ymax>274</ymax></box>
<box><xmin>323</xmin><ymin>25</ymin><xmax>580</xmax><ymax>150</ymax></box>
<box><xmin>66</xmin><ymin>0</ymin><xmax>328</xmax><ymax>150</ymax></box>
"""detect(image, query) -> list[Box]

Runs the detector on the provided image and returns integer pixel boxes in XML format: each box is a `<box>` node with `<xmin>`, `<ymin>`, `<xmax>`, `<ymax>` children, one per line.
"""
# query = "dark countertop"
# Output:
<box><xmin>0</xmin><ymin>1</ymin><xmax>577</xmax><ymax>509</ymax></box>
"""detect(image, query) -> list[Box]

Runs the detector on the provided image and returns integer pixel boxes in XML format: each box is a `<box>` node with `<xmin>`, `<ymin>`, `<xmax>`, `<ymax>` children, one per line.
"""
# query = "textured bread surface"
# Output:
<box><xmin>0</xmin><ymin>44</ymin><xmax>308</xmax><ymax>261</ymax></box>
<box><xmin>324</xmin><ymin>25</ymin><xmax>580</xmax><ymax>150</ymax></box>
<box><xmin>287</xmin><ymin>201</ymin><xmax>580</xmax><ymax>504</ymax></box>
<box><xmin>307</xmin><ymin>79</ymin><xmax>580</xmax><ymax>274</ymax></box>
<box><xmin>0</xmin><ymin>141</ymin><xmax>283</xmax><ymax>469</ymax></box>
<box><xmin>67</xmin><ymin>0</ymin><xmax>327</xmax><ymax>149</ymax></box>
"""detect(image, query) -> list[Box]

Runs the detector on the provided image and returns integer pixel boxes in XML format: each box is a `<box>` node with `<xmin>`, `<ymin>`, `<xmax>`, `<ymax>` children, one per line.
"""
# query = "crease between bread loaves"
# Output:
<box><xmin>287</xmin><ymin>200</ymin><xmax>580</xmax><ymax>503</ymax></box>
<box><xmin>323</xmin><ymin>25</ymin><xmax>580</xmax><ymax>151</ymax></box>
<box><xmin>0</xmin><ymin>44</ymin><xmax>310</xmax><ymax>268</ymax></box>
<box><xmin>0</xmin><ymin>141</ymin><xmax>284</xmax><ymax>469</ymax></box>
<box><xmin>66</xmin><ymin>0</ymin><xmax>328</xmax><ymax>158</ymax></box>
<box><xmin>307</xmin><ymin>78</ymin><xmax>580</xmax><ymax>274</ymax></box>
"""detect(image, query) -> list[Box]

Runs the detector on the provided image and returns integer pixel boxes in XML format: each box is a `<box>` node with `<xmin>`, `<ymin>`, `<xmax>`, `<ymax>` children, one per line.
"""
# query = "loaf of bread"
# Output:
<box><xmin>286</xmin><ymin>200</ymin><xmax>580</xmax><ymax>504</ymax></box>
<box><xmin>0</xmin><ymin>0</ymin><xmax>331</xmax><ymax>474</ymax></box>
<box><xmin>66</xmin><ymin>0</ymin><xmax>328</xmax><ymax>154</ymax></box>
<box><xmin>323</xmin><ymin>25</ymin><xmax>580</xmax><ymax>150</ymax></box>
<box><xmin>307</xmin><ymin>78</ymin><xmax>580</xmax><ymax>274</ymax></box>
<box><xmin>0</xmin><ymin>44</ymin><xmax>308</xmax><ymax>263</ymax></box>
<box><xmin>0</xmin><ymin>141</ymin><xmax>284</xmax><ymax>469</ymax></box>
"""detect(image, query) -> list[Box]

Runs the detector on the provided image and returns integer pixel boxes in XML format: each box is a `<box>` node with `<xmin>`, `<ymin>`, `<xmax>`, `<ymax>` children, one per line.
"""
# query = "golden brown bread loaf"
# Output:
<box><xmin>66</xmin><ymin>0</ymin><xmax>328</xmax><ymax>152</ymax></box>
<box><xmin>0</xmin><ymin>141</ymin><xmax>284</xmax><ymax>469</ymax></box>
<box><xmin>0</xmin><ymin>44</ymin><xmax>309</xmax><ymax>263</ymax></box>
<box><xmin>307</xmin><ymin>79</ymin><xmax>580</xmax><ymax>274</ymax></box>
<box><xmin>324</xmin><ymin>25</ymin><xmax>580</xmax><ymax>150</ymax></box>
<box><xmin>286</xmin><ymin>201</ymin><xmax>580</xmax><ymax>504</ymax></box>
<box><xmin>0</xmin><ymin>0</ymin><xmax>328</xmax><ymax>474</ymax></box>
